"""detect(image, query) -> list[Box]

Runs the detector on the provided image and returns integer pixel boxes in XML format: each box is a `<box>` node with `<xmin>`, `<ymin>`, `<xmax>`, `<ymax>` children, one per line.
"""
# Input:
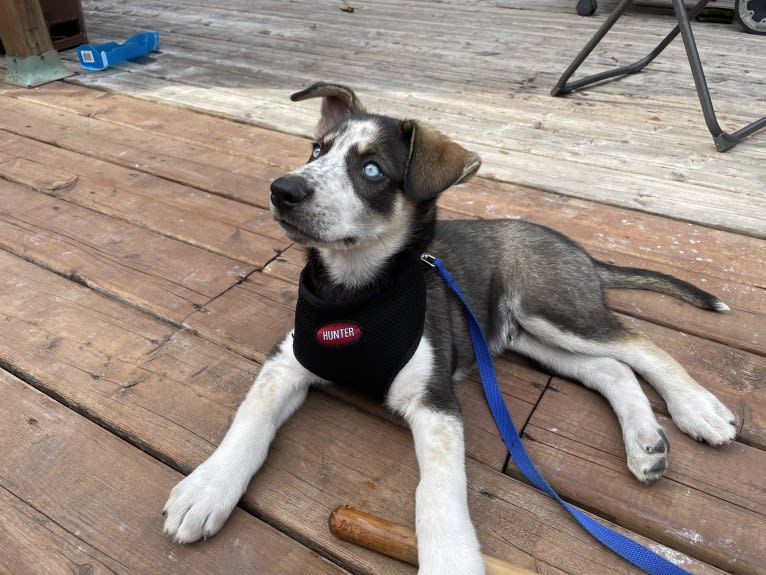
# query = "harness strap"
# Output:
<box><xmin>423</xmin><ymin>254</ymin><xmax>692</xmax><ymax>575</ymax></box>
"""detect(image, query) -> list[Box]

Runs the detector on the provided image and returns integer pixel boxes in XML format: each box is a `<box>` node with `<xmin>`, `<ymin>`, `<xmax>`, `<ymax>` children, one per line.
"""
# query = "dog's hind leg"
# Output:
<box><xmin>605</xmin><ymin>333</ymin><xmax>737</xmax><ymax>446</ymax></box>
<box><xmin>387</xmin><ymin>337</ymin><xmax>485</xmax><ymax>575</ymax></box>
<box><xmin>509</xmin><ymin>331</ymin><xmax>670</xmax><ymax>483</ymax></box>
<box><xmin>521</xmin><ymin>311</ymin><xmax>736</xmax><ymax>446</ymax></box>
<box><xmin>163</xmin><ymin>332</ymin><xmax>316</xmax><ymax>543</ymax></box>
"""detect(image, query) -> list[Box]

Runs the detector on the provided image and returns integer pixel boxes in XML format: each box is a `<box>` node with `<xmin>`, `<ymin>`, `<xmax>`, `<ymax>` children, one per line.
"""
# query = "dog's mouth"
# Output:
<box><xmin>274</xmin><ymin>217</ymin><xmax>315</xmax><ymax>242</ymax></box>
<box><xmin>275</xmin><ymin>217</ymin><xmax>358</xmax><ymax>248</ymax></box>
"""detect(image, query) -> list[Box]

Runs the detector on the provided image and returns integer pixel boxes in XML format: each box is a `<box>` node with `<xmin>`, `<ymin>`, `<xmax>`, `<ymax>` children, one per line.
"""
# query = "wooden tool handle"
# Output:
<box><xmin>329</xmin><ymin>505</ymin><xmax>538</xmax><ymax>575</ymax></box>
<box><xmin>329</xmin><ymin>504</ymin><xmax>419</xmax><ymax>564</ymax></box>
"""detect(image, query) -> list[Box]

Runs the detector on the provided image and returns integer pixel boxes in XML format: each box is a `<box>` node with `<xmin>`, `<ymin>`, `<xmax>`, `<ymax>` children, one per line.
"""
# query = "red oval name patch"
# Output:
<box><xmin>315</xmin><ymin>322</ymin><xmax>362</xmax><ymax>347</ymax></box>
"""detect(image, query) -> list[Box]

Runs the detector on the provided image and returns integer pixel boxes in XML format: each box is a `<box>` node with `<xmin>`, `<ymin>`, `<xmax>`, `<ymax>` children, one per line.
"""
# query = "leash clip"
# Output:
<box><xmin>420</xmin><ymin>253</ymin><xmax>437</xmax><ymax>268</ymax></box>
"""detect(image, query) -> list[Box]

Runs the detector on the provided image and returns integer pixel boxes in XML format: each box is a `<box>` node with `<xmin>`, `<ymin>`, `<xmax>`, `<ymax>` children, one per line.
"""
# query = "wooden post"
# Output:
<box><xmin>0</xmin><ymin>0</ymin><xmax>75</xmax><ymax>87</ymax></box>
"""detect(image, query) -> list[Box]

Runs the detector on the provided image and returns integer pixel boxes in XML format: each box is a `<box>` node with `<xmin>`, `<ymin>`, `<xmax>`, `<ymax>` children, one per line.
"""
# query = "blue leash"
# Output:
<box><xmin>423</xmin><ymin>254</ymin><xmax>692</xmax><ymax>575</ymax></box>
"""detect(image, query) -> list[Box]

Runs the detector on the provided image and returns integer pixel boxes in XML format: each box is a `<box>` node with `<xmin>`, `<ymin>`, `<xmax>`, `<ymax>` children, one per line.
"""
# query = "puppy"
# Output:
<box><xmin>164</xmin><ymin>83</ymin><xmax>736</xmax><ymax>574</ymax></box>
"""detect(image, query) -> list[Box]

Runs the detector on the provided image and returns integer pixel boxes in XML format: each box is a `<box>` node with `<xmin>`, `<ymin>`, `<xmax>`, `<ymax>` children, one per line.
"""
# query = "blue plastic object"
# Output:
<box><xmin>77</xmin><ymin>32</ymin><xmax>160</xmax><ymax>71</ymax></box>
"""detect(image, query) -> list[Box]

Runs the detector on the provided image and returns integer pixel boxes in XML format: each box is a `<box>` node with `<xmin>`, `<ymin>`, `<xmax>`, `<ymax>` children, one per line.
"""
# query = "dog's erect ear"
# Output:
<box><xmin>401</xmin><ymin>120</ymin><xmax>481</xmax><ymax>202</ymax></box>
<box><xmin>291</xmin><ymin>82</ymin><xmax>367</xmax><ymax>137</ymax></box>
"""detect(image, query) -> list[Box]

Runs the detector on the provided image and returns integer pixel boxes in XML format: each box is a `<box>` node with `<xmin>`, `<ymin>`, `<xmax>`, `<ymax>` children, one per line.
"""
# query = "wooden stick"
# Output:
<box><xmin>329</xmin><ymin>505</ymin><xmax>538</xmax><ymax>575</ymax></box>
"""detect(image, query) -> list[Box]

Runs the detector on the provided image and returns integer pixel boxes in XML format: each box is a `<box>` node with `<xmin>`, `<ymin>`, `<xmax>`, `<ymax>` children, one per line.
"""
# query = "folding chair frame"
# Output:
<box><xmin>552</xmin><ymin>0</ymin><xmax>766</xmax><ymax>151</ymax></box>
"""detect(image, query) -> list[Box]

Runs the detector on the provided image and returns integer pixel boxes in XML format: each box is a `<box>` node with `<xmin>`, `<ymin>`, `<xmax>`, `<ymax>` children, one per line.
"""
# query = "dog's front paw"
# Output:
<box><xmin>668</xmin><ymin>389</ymin><xmax>737</xmax><ymax>446</ymax></box>
<box><xmin>624</xmin><ymin>425</ymin><xmax>669</xmax><ymax>483</ymax></box>
<box><xmin>163</xmin><ymin>461</ymin><xmax>246</xmax><ymax>543</ymax></box>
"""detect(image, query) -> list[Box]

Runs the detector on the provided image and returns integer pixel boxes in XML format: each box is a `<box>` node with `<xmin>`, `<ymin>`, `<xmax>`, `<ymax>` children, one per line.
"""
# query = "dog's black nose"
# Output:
<box><xmin>271</xmin><ymin>175</ymin><xmax>312</xmax><ymax>211</ymax></box>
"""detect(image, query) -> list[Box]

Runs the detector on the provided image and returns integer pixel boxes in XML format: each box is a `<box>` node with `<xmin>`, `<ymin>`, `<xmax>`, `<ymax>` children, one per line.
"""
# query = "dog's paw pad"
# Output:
<box><xmin>626</xmin><ymin>426</ymin><xmax>669</xmax><ymax>483</ymax></box>
<box><xmin>644</xmin><ymin>429</ymin><xmax>669</xmax><ymax>454</ymax></box>
<box><xmin>669</xmin><ymin>391</ymin><xmax>737</xmax><ymax>446</ymax></box>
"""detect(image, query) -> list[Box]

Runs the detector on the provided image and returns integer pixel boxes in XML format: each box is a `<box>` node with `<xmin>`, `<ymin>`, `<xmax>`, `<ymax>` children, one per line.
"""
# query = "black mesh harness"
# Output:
<box><xmin>293</xmin><ymin>254</ymin><xmax>427</xmax><ymax>400</ymax></box>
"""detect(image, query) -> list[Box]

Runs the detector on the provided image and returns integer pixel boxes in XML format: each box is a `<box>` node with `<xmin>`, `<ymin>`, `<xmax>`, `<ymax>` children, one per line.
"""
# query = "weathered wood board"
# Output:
<box><xmin>0</xmin><ymin>130</ymin><xmax>287</xmax><ymax>267</ymax></box>
<box><xmin>518</xmin><ymin>378</ymin><xmax>766</xmax><ymax>574</ymax></box>
<box><xmin>0</xmin><ymin>178</ymin><xmax>254</xmax><ymax>323</ymax></box>
<box><xmin>47</xmin><ymin>0</ymin><xmax>766</xmax><ymax>237</ymax></box>
<box><xmin>0</xmin><ymin>73</ymin><xmax>762</xmax><ymax>575</ymax></box>
<box><xmin>0</xmin><ymin>369</ymin><xmax>350</xmax><ymax>575</ymax></box>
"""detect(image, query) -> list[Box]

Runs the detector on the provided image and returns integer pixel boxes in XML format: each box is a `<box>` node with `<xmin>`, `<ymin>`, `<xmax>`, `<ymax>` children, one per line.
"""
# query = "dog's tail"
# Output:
<box><xmin>595</xmin><ymin>261</ymin><xmax>729</xmax><ymax>312</ymax></box>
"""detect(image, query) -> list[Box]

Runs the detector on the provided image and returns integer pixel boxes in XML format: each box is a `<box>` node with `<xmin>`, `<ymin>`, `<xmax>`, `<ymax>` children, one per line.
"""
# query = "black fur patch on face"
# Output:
<box><xmin>340</xmin><ymin>115</ymin><xmax>410</xmax><ymax>215</ymax></box>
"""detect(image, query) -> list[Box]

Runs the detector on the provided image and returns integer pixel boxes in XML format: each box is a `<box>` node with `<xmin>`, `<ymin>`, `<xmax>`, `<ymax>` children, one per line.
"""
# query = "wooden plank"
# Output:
<box><xmin>443</xmin><ymin>177</ymin><xmax>765</xmax><ymax>286</ymax></box>
<box><xmin>183</xmin><ymin>270</ymin><xmax>297</xmax><ymax>362</ymax></box>
<box><xmin>0</xmin><ymin>179</ymin><xmax>254</xmax><ymax>323</ymax></box>
<box><xmin>0</xmin><ymin>130</ymin><xmax>288</xmax><ymax>268</ymax></box>
<box><xmin>520</xmin><ymin>377</ymin><xmax>766</xmax><ymax>575</ymax></box>
<box><xmin>466</xmin><ymin>143</ymin><xmax>766</xmax><ymax>240</ymax></box>
<box><xmin>0</xmin><ymin>249</ymin><xmax>250</xmax><ymax>465</ymax></box>
<box><xmin>264</xmin><ymin>243</ymin><xmax>306</xmax><ymax>285</ymax></box>
<box><xmin>3</xmin><ymin>80</ymin><xmax>311</xmax><ymax>171</ymax></box>
<box><xmin>0</xmin><ymin>369</ymin><xmax>349</xmax><ymax>575</ymax></box>
<box><xmin>0</xmin><ymin>96</ymin><xmax>283</xmax><ymax>207</ymax></box>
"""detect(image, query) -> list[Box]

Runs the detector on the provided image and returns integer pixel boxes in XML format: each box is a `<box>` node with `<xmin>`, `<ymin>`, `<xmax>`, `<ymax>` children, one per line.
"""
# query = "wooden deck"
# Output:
<box><xmin>1</xmin><ymin>1</ymin><xmax>764</xmax><ymax>574</ymax></box>
<box><xmin>60</xmin><ymin>0</ymin><xmax>766</xmax><ymax>238</ymax></box>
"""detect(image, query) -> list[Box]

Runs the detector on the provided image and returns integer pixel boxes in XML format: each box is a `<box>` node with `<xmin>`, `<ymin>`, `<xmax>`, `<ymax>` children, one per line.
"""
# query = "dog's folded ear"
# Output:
<box><xmin>291</xmin><ymin>83</ymin><xmax>367</xmax><ymax>137</ymax></box>
<box><xmin>401</xmin><ymin>120</ymin><xmax>481</xmax><ymax>202</ymax></box>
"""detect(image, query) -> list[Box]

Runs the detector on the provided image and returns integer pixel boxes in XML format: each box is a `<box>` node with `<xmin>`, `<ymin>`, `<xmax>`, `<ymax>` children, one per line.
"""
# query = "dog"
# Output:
<box><xmin>163</xmin><ymin>83</ymin><xmax>737</xmax><ymax>574</ymax></box>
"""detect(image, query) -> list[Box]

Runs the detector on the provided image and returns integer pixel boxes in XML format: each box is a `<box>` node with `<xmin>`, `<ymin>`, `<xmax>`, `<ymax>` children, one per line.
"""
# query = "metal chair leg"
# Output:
<box><xmin>552</xmin><ymin>0</ymin><xmax>766</xmax><ymax>151</ymax></box>
<box><xmin>672</xmin><ymin>0</ymin><xmax>766</xmax><ymax>150</ymax></box>
<box><xmin>551</xmin><ymin>0</ymin><xmax>710</xmax><ymax>95</ymax></box>
<box><xmin>551</xmin><ymin>0</ymin><xmax>638</xmax><ymax>95</ymax></box>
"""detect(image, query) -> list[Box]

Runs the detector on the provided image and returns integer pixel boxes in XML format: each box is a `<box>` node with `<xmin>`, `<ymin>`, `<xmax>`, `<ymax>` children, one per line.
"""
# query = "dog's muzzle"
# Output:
<box><xmin>270</xmin><ymin>175</ymin><xmax>313</xmax><ymax>212</ymax></box>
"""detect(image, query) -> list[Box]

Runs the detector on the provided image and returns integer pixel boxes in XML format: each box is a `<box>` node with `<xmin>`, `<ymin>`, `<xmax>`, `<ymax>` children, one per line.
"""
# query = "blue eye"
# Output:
<box><xmin>311</xmin><ymin>144</ymin><xmax>321</xmax><ymax>159</ymax></box>
<box><xmin>363</xmin><ymin>162</ymin><xmax>382</xmax><ymax>180</ymax></box>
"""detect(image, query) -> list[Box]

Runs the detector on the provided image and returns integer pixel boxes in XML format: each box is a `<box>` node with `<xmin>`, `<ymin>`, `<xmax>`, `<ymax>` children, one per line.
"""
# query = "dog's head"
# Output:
<box><xmin>270</xmin><ymin>83</ymin><xmax>481</xmax><ymax>253</ymax></box>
